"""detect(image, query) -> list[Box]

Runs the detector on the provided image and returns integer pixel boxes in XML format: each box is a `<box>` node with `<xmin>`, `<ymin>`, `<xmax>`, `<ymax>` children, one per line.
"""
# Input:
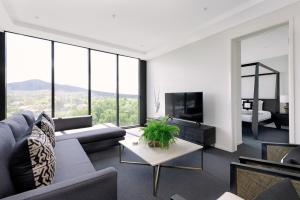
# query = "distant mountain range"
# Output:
<box><xmin>7</xmin><ymin>79</ymin><xmax>137</xmax><ymax>98</ymax></box>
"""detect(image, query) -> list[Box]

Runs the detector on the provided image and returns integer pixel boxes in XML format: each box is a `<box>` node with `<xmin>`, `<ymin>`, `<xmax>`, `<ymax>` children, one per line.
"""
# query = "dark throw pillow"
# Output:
<box><xmin>36</xmin><ymin>115</ymin><xmax>56</xmax><ymax>148</ymax></box>
<box><xmin>282</xmin><ymin>146</ymin><xmax>300</xmax><ymax>165</ymax></box>
<box><xmin>10</xmin><ymin>125</ymin><xmax>55</xmax><ymax>193</ymax></box>
<box><xmin>255</xmin><ymin>178</ymin><xmax>299</xmax><ymax>200</ymax></box>
<box><xmin>39</xmin><ymin>111</ymin><xmax>55</xmax><ymax>130</ymax></box>
<box><xmin>242</xmin><ymin>100</ymin><xmax>253</xmax><ymax>110</ymax></box>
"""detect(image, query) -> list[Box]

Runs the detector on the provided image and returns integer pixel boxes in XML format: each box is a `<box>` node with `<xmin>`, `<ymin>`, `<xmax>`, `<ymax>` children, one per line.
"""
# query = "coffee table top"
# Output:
<box><xmin>119</xmin><ymin>138</ymin><xmax>202</xmax><ymax>166</ymax></box>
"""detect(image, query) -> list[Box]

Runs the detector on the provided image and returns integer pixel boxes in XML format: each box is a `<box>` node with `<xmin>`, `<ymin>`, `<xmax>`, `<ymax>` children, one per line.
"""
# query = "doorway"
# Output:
<box><xmin>231</xmin><ymin>21</ymin><xmax>295</xmax><ymax>151</ymax></box>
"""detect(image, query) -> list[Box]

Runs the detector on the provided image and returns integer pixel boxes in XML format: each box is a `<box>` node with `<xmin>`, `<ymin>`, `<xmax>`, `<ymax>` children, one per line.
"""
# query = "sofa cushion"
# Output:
<box><xmin>56</xmin><ymin>126</ymin><xmax>126</xmax><ymax>144</ymax></box>
<box><xmin>21</xmin><ymin>110</ymin><xmax>36</xmax><ymax>127</ymax></box>
<box><xmin>36</xmin><ymin>115</ymin><xmax>56</xmax><ymax>148</ymax></box>
<box><xmin>10</xmin><ymin>125</ymin><xmax>56</xmax><ymax>193</ymax></box>
<box><xmin>53</xmin><ymin>139</ymin><xmax>95</xmax><ymax>183</ymax></box>
<box><xmin>282</xmin><ymin>146</ymin><xmax>300</xmax><ymax>165</ymax></box>
<box><xmin>0</xmin><ymin>122</ymin><xmax>16</xmax><ymax>198</ymax></box>
<box><xmin>254</xmin><ymin>178</ymin><xmax>299</xmax><ymax>200</ymax></box>
<box><xmin>4</xmin><ymin>114</ymin><xmax>30</xmax><ymax>141</ymax></box>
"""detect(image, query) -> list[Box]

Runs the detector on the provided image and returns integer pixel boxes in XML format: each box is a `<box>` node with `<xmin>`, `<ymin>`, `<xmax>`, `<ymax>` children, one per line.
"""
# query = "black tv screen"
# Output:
<box><xmin>165</xmin><ymin>92</ymin><xmax>203</xmax><ymax>123</ymax></box>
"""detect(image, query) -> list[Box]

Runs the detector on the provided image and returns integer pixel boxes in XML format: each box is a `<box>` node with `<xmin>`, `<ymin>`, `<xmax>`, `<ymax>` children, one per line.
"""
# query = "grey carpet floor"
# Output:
<box><xmin>88</xmin><ymin>126</ymin><xmax>289</xmax><ymax>200</ymax></box>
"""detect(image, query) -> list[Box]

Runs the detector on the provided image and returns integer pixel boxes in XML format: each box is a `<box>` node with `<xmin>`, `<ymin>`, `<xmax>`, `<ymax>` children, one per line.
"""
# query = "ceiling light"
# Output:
<box><xmin>203</xmin><ymin>7</ymin><xmax>208</xmax><ymax>11</ymax></box>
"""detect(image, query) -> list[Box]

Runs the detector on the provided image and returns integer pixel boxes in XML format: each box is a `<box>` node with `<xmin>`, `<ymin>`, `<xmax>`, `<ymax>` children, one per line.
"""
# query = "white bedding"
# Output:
<box><xmin>241</xmin><ymin>109</ymin><xmax>272</xmax><ymax>123</ymax></box>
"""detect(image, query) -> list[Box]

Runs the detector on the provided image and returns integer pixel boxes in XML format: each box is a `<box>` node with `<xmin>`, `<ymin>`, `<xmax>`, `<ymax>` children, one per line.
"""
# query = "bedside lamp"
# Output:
<box><xmin>280</xmin><ymin>95</ymin><xmax>289</xmax><ymax>113</ymax></box>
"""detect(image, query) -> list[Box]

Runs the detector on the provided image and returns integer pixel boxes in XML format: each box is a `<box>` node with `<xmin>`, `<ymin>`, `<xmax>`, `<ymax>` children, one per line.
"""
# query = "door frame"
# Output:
<box><xmin>230</xmin><ymin>19</ymin><xmax>295</xmax><ymax>151</ymax></box>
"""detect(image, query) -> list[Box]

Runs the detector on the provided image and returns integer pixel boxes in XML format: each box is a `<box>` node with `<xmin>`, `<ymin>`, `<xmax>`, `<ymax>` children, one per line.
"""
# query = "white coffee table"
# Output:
<box><xmin>119</xmin><ymin>138</ymin><xmax>203</xmax><ymax>196</ymax></box>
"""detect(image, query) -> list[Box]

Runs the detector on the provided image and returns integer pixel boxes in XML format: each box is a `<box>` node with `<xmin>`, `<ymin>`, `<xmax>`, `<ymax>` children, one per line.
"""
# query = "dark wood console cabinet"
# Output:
<box><xmin>168</xmin><ymin>118</ymin><xmax>216</xmax><ymax>148</ymax></box>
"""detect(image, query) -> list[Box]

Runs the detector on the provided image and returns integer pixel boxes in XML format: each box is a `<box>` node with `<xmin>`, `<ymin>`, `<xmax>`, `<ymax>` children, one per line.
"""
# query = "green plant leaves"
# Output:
<box><xmin>141</xmin><ymin>117</ymin><xmax>180</xmax><ymax>148</ymax></box>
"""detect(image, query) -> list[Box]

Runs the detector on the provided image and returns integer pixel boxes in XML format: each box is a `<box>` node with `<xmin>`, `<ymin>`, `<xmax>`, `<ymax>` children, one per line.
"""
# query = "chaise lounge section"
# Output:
<box><xmin>0</xmin><ymin>111</ymin><xmax>126</xmax><ymax>200</ymax></box>
<box><xmin>54</xmin><ymin>115</ymin><xmax>126</xmax><ymax>153</ymax></box>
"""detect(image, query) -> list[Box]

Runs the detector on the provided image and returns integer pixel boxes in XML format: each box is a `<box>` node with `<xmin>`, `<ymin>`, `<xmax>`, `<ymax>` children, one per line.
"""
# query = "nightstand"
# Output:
<box><xmin>274</xmin><ymin>113</ymin><xmax>289</xmax><ymax>129</ymax></box>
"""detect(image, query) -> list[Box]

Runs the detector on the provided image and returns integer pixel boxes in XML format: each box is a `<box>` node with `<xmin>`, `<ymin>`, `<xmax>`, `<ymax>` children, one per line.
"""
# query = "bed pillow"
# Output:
<box><xmin>10</xmin><ymin>125</ymin><xmax>55</xmax><ymax>192</ymax></box>
<box><xmin>281</xmin><ymin>146</ymin><xmax>300</xmax><ymax>165</ymax></box>
<box><xmin>254</xmin><ymin>178</ymin><xmax>298</xmax><ymax>200</ymax></box>
<box><xmin>35</xmin><ymin>115</ymin><xmax>55</xmax><ymax>148</ymax></box>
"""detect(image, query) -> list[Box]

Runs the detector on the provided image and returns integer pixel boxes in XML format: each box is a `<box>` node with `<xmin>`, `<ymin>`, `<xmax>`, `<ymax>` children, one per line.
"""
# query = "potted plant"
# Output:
<box><xmin>141</xmin><ymin>117</ymin><xmax>180</xmax><ymax>148</ymax></box>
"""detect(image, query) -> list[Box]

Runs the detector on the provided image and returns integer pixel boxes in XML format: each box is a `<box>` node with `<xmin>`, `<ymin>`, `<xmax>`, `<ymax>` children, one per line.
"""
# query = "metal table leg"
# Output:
<box><xmin>119</xmin><ymin>145</ymin><xmax>203</xmax><ymax>196</ymax></box>
<box><xmin>153</xmin><ymin>165</ymin><xmax>161</xmax><ymax>196</ymax></box>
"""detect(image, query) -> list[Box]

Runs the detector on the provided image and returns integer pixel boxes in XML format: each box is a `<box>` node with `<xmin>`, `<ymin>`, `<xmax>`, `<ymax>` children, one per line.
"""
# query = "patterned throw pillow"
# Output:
<box><xmin>36</xmin><ymin>115</ymin><xmax>55</xmax><ymax>148</ymax></box>
<box><xmin>40</xmin><ymin>111</ymin><xmax>55</xmax><ymax>130</ymax></box>
<box><xmin>10</xmin><ymin>125</ymin><xmax>56</xmax><ymax>192</ymax></box>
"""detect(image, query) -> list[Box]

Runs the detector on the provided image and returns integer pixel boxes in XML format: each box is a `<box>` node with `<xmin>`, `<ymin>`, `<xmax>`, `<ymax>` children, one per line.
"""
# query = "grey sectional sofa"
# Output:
<box><xmin>0</xmin><ymin>111</ymin><xmax>126</xmax><ymax>200</ymax></box>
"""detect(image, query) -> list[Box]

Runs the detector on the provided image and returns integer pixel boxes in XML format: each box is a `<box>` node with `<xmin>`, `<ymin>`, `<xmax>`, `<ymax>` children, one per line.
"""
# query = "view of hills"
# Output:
<box><xmin>7</xmin><ymin>79</ymin><xmax>139</xmax><ymax>125</ymax></box>
<box><xmin>7</xmin><ymin>79</ymin><xmax>137</xmax><ymax>98</ymax></box>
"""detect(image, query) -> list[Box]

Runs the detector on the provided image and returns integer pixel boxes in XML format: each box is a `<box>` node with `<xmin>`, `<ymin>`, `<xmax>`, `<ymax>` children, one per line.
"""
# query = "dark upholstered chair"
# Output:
<box><xmin>231</xmin><ymin>142</ymin><xmax>300</xmax><ymax>199</ymax></box>
<box><xmin>237</xmin><ymin>142</ymin><xmax>300</xmax><ymax>174</ymax></box>
<box><xmin>230</xmin><ymin>162</ymin><xmax>300</xmax><ymax>200</ymax></box>
<box><xmin>261</xmin><ymin>142</ymin><xmax>299</xmax><ymax>162</ymax></box>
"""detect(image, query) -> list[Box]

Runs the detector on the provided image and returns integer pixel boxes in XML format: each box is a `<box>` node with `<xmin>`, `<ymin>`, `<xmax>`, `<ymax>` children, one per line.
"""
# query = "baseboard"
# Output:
<box><xmin>214</xmin><ymin>144</ymin><xmax>236</xmax><ymax>153</ymax></box>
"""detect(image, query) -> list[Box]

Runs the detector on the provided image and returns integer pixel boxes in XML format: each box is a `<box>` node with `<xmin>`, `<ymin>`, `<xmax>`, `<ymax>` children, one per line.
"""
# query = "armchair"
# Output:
<box><xmin>230</xmin><ymin>162</ymin><xmax>300</xmax><ymax>200</ymax></box>
<box><xmin>261</xmin><ymin>142</ymin><xmax>298</xmax><ymax>161</ymax></box>
<box><xmin>237</xmin><ymin>142</ymin><xmax>300</xmax><ymax>174</ymax></box>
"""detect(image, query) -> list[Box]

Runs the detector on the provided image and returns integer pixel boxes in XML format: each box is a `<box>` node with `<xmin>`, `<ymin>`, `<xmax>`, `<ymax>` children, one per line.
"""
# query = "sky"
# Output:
<box><xmin>6</xmin><ymin>33</ymin><xmax>138</xmax><ymax>95</ymax></box>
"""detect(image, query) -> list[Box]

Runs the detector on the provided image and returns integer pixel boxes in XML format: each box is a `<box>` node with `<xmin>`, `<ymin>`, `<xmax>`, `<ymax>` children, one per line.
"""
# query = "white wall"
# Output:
<box><xmin>241</xmin><ymin>55</ymin><xmax>289</xmax><ymax>99</ymax></box>
<box><xmin>261</xmin><ymin>55</ymin><xmax>289</xmax><ymax>96</ymax></box>
<box><xmin>241</xmin><ymin>74</ymin><xmax>277</xmax><ymax>99</ymax></box>
<box><xmin>147</xmin><ymin>2</ymin><xmax>300</xmax><ymax>152</ymax></box>
<box><xmin>148</xmin><ymin>35</ymin><xmax>232</xmax><ymax>151</ymax></box>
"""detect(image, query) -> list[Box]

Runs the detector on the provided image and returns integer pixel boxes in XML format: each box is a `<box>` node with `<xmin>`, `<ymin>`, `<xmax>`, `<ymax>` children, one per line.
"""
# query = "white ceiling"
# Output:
<box><xmin>0</xmin><ymin>0</ymin><xmax>299</xmax><ymax>59</ymax></box>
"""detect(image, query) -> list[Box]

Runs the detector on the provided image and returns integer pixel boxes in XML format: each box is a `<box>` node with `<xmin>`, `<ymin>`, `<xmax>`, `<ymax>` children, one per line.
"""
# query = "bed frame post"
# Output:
<box><xmin>252</xmin><ymin>63</ymin><xmax>259</xmax><ymax>139</ymax></box>
<box><xmin>242</xmin><ymin>62</ymin><xmax>280</xmax><ymax>139</ymax></box>
<box><xmin>275</xmin><ymin>73</ymin><xmax>280</xmax><ymax>113</ymax></box>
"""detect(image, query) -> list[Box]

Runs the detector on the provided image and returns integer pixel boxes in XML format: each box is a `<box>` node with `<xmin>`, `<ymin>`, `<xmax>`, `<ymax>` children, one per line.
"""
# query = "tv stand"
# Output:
<box><xmin>167</xmin><ymin>118</ymin><xmax>215</xmax><ymax>148</ymax></box>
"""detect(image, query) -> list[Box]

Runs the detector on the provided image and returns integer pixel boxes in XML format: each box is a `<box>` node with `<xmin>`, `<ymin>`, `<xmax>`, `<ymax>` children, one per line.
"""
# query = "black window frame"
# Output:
<box><xmin>1</xmin><ymin>31</ymin><xmax>145</xmax><ymax>128</ymax></box>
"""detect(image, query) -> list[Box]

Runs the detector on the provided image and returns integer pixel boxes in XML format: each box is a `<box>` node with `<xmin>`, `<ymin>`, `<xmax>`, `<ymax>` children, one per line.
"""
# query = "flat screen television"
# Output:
<box><xmin>165</xmin><ymin>92</ymin><xmax>203</xmax><ymax>123</ymax></box>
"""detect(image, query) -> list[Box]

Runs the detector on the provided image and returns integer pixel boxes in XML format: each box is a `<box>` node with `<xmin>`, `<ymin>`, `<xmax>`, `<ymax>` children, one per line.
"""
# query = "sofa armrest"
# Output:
<box><xmin>3</xmin><ymin>167</ymin><xmax>117</xmax><ymax>200</ymax></box>
<box><xmin>261</xmin><ymin>142</ymin><xmax>298</xmax><ymax>161</ymax></box>
<box><xmin>230</xmin><ymin>162</ymin><xmax>300</xmax><ymax>200</ymax></box>
<box><xmin>239</xmin><ymin>156</ymin><xmax>300</xmax><ymax>174</ymax></box>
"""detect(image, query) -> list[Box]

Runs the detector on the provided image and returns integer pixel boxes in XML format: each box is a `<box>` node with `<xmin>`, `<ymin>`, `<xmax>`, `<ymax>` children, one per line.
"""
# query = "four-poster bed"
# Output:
<box><xmin>241</xmin><ymin>62</ymin><xmax>280</xmax><ymax>139</ymax></box>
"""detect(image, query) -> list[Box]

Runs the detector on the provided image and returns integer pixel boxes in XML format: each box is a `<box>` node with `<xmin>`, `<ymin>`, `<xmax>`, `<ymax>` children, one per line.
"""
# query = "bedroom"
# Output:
<box><xmin>240</xmin><ymin>24</ymin><xmax>289</xmax><ymax>144</ymax></box>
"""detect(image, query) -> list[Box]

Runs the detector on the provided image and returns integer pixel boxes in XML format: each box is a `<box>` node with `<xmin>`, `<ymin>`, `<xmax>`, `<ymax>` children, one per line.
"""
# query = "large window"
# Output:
<box><xmin>54</xmin><ymin>43</ymin><xmax>89</xmax><ymax>117</ymax></box>
<box><xmin>119</xmin><ymin>56</ymin><xmax>139</xmax><ymax>126</ymax></box>
<box><xmin>6</xmin><ymin>33</ymin><xmax>51</xmax><ymax>117</ymax></box>
<box><xmin>91</xmin><ymin>51</ymin><xmax>117</xmax><ymax>125</ymax></box>
<box><xmin>5</xmin><ymin>32</ymin><xmax>141</xmax><ymax>126</ymax></box>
